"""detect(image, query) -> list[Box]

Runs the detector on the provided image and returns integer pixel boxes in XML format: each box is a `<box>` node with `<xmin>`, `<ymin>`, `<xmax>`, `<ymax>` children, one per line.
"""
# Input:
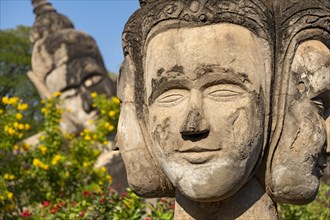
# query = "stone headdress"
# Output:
<box><xmin>29</xmin><ymin>0</ymin><xmax>107</xmax><ymax>98</ymax></box>
<box><xmin>30</xmin><ymin>0</ymin><xmax>74</xmax><ymax>43</ymax></box>
<box><xmin>117</xmin><ymin>0</ymin><xmax>275</xmax><ymax>197</ymax></box>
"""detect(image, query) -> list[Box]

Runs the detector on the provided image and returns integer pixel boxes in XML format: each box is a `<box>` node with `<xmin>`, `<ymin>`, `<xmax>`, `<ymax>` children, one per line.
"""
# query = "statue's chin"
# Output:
<box><xmin>163</xmin><ymin>159</ymin><xmax>251</xmax><ymax>202</ymax></box>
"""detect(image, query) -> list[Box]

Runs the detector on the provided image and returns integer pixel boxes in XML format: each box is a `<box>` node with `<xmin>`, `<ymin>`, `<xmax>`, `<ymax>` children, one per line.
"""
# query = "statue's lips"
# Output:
<box><xmin>175</xmin><ymin>146</ymin><xmax>221</xmax><ymax>164</ymax></box>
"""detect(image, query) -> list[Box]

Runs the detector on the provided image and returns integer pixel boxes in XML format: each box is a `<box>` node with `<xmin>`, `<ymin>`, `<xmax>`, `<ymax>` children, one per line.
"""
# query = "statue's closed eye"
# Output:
<box><xmin>204</xmin><ymin>84</ymin><xmax>246</xmax><ymax>101</ymax></box>
<box><xmin>155</xmin><ymin>89</ymin><xmax>189</xmax><ymax>106</ymax></box>
<box><xmin>83</xmin><ymin>74</ymin><xmax>103</xmax><ymax>88</ymax></box>
<box><xmin>311</xmin><ymin>98</ymin><xmax>325</xmax><ymax>117</ymax></box>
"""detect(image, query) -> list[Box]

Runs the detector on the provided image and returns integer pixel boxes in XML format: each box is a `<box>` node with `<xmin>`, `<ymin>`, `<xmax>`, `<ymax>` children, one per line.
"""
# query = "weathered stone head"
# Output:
<box><xmin>117</xmin><ymin>0</ymin><xmax>329</xmax><ymax>218</ymax></box>
<box><xmin>265</xmin><ymin>0</ymin><xmax>330</xmax><ymax>205</ymax></box>
<box><xmin>29</xmin><ymin>0</ymin><xmax>116</xmax><ymax>134</ymax></box>
<box><xmin>117</xmin><ymin>0</ymin><xmax>275</xmax><ymax>200</ymax></box>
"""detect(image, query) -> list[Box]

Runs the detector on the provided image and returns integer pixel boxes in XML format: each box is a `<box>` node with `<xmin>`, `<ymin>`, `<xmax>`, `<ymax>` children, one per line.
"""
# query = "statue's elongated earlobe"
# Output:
<box><xmin>116</xmin><ymin>56</ymin><xmax>174</xmax><ymax>197</ymax></box>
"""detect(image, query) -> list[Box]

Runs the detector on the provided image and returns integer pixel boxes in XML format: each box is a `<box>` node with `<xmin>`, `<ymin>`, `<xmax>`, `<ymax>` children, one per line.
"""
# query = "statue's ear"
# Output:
<box><xmin>290</xmin><ymin>40</ymin><xmax>330</xmax><ymax>154</ymax></box>
<box><xmin>115</xmin><ymin>56</ymin><xmax>174</xmax><ymax>197</ymax></box>
<box><xmin>267</xmin><ymin>40</ymin><xmax>329</xmax><ymax>204</ymax></box>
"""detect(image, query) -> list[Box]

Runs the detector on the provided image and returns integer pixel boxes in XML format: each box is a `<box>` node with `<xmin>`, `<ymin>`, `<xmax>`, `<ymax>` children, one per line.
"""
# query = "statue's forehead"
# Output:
<box><xmin>145</xmin><ymin>23</ymin><xmax>269</xmax><ymax>93</ymax></box>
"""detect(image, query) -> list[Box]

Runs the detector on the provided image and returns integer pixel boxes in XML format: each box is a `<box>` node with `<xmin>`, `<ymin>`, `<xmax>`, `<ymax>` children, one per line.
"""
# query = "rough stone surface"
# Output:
<box><xmin>117</xmin><ymin>0</ymin><xmax>329</xmax><ymax>219</ymax></box>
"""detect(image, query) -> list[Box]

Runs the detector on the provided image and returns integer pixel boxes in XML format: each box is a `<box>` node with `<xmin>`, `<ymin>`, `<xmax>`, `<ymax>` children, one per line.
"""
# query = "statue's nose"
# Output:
<box><xmin>180</xmin><ymin>89</ymin><xmax>210</xmax><ymax>136</ymax></box>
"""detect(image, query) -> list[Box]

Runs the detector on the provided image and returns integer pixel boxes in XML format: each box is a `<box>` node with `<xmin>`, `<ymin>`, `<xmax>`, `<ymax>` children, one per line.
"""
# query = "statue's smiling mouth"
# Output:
<box><xmin>176</xmin><ymin>146</ymin><xmax>222</xmax><ymax>164</ymax></box>
<box><xmin>176</xmin><ymin>146</ymin><xmax>221</xmax><ymax>152</ymax></box>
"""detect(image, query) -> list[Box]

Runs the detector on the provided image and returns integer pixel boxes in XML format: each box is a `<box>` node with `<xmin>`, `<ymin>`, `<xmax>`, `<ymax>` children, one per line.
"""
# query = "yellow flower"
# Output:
<box><xmin>3</xmin><ymin>174</ymin><xmax>9</xmax><ymax>180</ymax></box>
<box><xmin>6</xmin><ymin>192</ymin><xmax>13</xmax><ymax>200</ymax></box>
<box><xmin>25</xmin><ymin>123</ymin><xmax>30</xmax><ymax>130</ymax></box>
<box><xmin>88</xmin><ymin>119</ymin><xmax>94</xmax><ymax>125</ymax></box>
<box><xmin>2</xmin><ymin>96</ymin><xmax>9</xmax><ymax>104</ymax></box>
<box><xmin>2</xmin><ymin>97</ymin><xmax>19</xmax><ymax>105</ymax></box>
<box><xmin>0</xmin><ymin>109</ymin><xmax>3</xmax><ymax>114</ymax></box>
<box><xmin>0</xmin><ymin>195</ymin><xmax>4</xmax><ymax>201</ymax></box>
<box><xmin>13</xmin><ymin>122</ymin><xmax>19</xmax><ymax>128</ymax></box>
<box><xmin>17</xmin><ymin>103</ymin><xmax>28</xmax><ymax>111</ymax></box>
<box><xmin>83</xmin><ymin>128</ymin><xmax>90</xmax><ymax>134</ymax></box>
<box><xmin>93</xmin><ymin>134</ymin><xmax>98</xmax><ymax>140</ymax></box>
<box><xmin>84</xmin><ymin>135</ymin><xmax>91</xmax><ymax>141</ymax></box>
<box><xmin>7</xmin><ymin>127</ymin><xmax>16</xmax><ymax>135</ymax></box>
<box><xmin>32</xmin><ymin>158</ymin><xmax>48</xmax><ymax>170</ymax></box>
<box><xmin>104</xmin><ymin>122</ymin><xmax>111</xmax><ymax>128</ymax></box>
<box><xmin>106</xmin><ymin>175</ymin><xmax>112</xmax><ymax>182</ymax></box>
<box><xmin>103</xmin><ymin>140</ymin><xmax>109</xmax><ymax>145</ymax></box>
<box><xmin>98</xmin><ymin>181</ymin><xmax>103</xmax><ymax>185</ymax></box>
<box><xmin>91</xmin><ymin>92</ymin><xmax>97</xmax><ymax>98</ymax></box>
<box><xmin>51</xmin><ymin>154</ymin><xmax>62</xmax><ymax>165</ymax></box>
<box><xmin>4</xmin><ymin>174</ymin><xmax>15</xmax><ymax>180</ymax></box>
<box><xmin>83</xmin><ymin>162</ymin><xmax>89</xmax><ymax>167</ymax></box>
<box><xmin>22</xmin><ymin>142</ymin><xmax>30</xmax><ymax>151</ymax></box>
<box><xmin>65</xmin><ymin>172</ymin><xmax>70</xmax><ymax>177</ymax></box>
<box><xmin>109</xmin><ymin>111</ymin><xmax>116</xmax><ymax>118</ymax></box>
<box><xmin>39</xmin><ymin>145</ymin><xmax>47</xmax><ymax>154</ymax></box>
<box><xmin>16</xmin><ymin>113</ymin><xmax>23</xmax><ymax>120</ymax></box>
<box><xmin>100</xmin><ymin>166</ymin><xmax>107</xmax><ymax>173</ymax></box>
<box><xmin>32</xmin><ymin>158</ymin><xmax>41</xmax><ymax>166</ymax></box>
<box><xmin>52</xmin><ymin>91</ymin><xmax>62</xmax><ymax>97</ymax></box>
<box><xmin>108</xmin><ymin>125</ymin><xmax>115</xmax><ymax>132</ymax></box>
<box><xmin>111</xmin><ymin>96</ymin><xmax>120</xmax><ymax>105</ymax></box>
<box><xmin>41</xmin><ymin>99</ymin><xmax>46</xmax><ymax>104</ymax></box>
<box><xmin>18</xmin><ymin>124</ymin><xmax>24</xmax><ymax>130</ymax></box>
<box><xmin>18</xmin><ymin>133</ymin><xmax>23</xmax><ymax>138</ymax></box>
<box><xmin>9</xmin><ymin>97</ymin><xmax>19</xmax><ymax>105</ymax></box>
<box><xmin>13</xmin><ymin>145</ymin><xmax>19</xmax><ymax>150</ymax></box>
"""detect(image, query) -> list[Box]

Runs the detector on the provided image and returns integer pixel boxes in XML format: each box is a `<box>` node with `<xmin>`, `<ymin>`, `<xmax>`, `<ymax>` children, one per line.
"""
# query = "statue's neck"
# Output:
<box><xmin>174</xmin><ymin>177</ymin><xmax>278</xmax><ymax>220</ymax></box>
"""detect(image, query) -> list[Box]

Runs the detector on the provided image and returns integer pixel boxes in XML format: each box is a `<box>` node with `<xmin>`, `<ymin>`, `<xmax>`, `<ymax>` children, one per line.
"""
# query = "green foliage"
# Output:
<box><xmin>0</xmin><ymin>26</ymin><xmax>42</xmax><ymax>135</ymax></box>
<box><xmin>0</xmin><ymin>94</ymin><xmax>115</xmax><ymax>219</ymax></box>
<box><xmin>278</xmin><ymin>183</ymin><xmax>330</xmax><ymax>220</ymax></box>
<box><xmin>147</xmin><ymin>198</ymin><xmax>175</xmax><ymax>220</ymax></box>
<box><xmin>0</xmin><ymin>26</ymin><xmax>31</xmax><ymax>66</ymax></box>
<box><xmin>0</xmin><ymin>93</ymin><xmax>175</xmax><ymax>219</ymax></box>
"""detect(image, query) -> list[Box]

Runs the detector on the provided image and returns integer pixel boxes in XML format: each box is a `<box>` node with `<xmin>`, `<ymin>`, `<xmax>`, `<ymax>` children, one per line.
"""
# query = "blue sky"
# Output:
<box><xmin>0</xmin><ymin>0</ymin><xmax>140</xmax><ymax>74</ymax></box>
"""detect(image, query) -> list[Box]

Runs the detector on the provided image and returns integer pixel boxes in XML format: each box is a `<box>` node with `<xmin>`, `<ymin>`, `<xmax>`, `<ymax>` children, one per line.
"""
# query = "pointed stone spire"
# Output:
<box><xmin>30</xmin><ymin>0</ymin><xmax>74</xmax><ymax>43</ymax></box>
<box><xmin>32</xmin><ymin>0</ymin><xmax>56</xmax><ymax>17</ymax></box>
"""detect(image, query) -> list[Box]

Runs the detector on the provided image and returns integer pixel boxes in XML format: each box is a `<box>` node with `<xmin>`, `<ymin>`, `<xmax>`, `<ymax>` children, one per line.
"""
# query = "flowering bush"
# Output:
<box><xmin>0</xmin><ymin>93</ymin><xmax>175</xmax><ymax>219</ymax></box>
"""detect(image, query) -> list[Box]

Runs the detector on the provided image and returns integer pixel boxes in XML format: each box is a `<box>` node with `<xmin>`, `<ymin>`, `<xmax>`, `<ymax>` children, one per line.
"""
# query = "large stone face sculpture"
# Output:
<box><xmin>116</xmin><ymin>0</ymin><xmax>329</xmax><ymax>219</ymax></box>
<box><xmin>27</xmin><ymin>0</ymin><xmax>129</xmax><ymax>194</ymax></box>
<box><xmin>29</xmin><ymin>0</ymin><xmax>116</xmax><ymax>135</ymax></box>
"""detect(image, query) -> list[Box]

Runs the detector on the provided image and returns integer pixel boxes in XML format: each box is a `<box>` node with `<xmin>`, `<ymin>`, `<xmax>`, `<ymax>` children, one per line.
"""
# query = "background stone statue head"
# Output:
<box><xmin>116</xmin><ymin>0</ymin><xmax>275</xmax><ymax>200</ymax></box>
<box><xmin>29</xmin><ymin>0</ymin><xmax>116</xmax><ymax>135</ymax></box>
<box><xmin>265</xmin><ymin>0</ymin><xmax>330</xmax><ymax>205</ymax></box>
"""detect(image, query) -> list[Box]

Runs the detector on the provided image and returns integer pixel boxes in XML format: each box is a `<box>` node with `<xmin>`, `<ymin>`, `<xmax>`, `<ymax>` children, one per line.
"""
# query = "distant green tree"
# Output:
<box><xmin>0</xmin><ymin>25</ymin><xmax>43</xmax><ymax>135</ymax></box>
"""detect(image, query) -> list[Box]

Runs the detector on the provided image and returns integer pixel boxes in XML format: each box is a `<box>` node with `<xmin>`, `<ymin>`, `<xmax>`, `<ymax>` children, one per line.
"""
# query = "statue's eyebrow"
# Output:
<box><xmin>148</xmin><ymin>77</ymin><xmax>192</xmax><ymax>105</ymax></box>
<box><xmin>156</xmin><ymin>65</ymin><xmax>184</xmax><ymax>77</ymax></box>
<box><xmin>195</xmin><ymin>66</ymin><xmax>252</xmax><ymax>90</ymax></box>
